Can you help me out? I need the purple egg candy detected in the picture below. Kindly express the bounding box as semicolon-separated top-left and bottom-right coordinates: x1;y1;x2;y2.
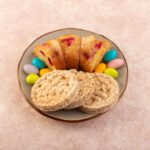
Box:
23;64;39;75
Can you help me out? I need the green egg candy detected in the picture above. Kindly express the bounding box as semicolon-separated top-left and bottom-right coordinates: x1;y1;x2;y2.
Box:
26;74;40;84
104;68;118;78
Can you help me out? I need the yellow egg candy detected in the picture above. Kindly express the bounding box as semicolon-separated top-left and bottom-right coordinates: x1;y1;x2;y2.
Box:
26;74;39;84
94;63;106;73
39;68;51;76
104;68;118;78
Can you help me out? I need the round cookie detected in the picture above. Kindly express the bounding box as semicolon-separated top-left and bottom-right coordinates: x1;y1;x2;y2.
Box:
79;73;119;114
31;70;79;111
66;71;95;109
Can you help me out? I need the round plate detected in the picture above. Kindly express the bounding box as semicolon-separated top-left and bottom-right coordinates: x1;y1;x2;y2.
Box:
17;28;128;122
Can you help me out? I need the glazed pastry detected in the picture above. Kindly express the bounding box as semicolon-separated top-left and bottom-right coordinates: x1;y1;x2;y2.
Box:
80;36;112;72
57;34;81;69
33;40;66;70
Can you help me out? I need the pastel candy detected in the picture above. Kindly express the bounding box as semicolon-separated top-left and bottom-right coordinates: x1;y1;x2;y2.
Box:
104;68;118;78
107;59;124;69
104;49;117;62
32;57;45;69
94;63;106;73
39;68;52;76
23;64;39;75
26;74;40;84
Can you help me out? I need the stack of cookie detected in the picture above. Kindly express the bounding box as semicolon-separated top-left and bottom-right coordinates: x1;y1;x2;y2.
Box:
31;70;119;113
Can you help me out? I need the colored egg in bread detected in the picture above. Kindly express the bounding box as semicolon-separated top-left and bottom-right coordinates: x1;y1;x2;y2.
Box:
32;58;45;69
104;68;118;78
94;63;106;73
107;59;124;69
23;64;39;75
26;74;40;84
104;49;117;62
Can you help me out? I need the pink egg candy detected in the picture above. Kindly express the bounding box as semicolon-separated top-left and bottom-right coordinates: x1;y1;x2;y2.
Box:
107;59;124;69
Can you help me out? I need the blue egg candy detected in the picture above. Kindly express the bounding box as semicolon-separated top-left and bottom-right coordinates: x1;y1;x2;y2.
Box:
104;49;117;62
32;58;45;69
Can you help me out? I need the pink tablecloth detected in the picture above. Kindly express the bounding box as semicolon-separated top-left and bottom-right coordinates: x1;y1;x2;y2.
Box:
0;0;150;149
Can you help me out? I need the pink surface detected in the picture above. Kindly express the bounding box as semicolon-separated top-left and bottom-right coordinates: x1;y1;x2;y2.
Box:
0;0;150;149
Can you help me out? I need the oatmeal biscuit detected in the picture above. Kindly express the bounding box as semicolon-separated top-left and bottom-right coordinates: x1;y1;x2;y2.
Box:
66;71;95;109
79;73;119;113
31;70;79;111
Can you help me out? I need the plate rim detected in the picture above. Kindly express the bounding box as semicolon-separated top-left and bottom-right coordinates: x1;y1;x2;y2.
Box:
17;28;128;122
